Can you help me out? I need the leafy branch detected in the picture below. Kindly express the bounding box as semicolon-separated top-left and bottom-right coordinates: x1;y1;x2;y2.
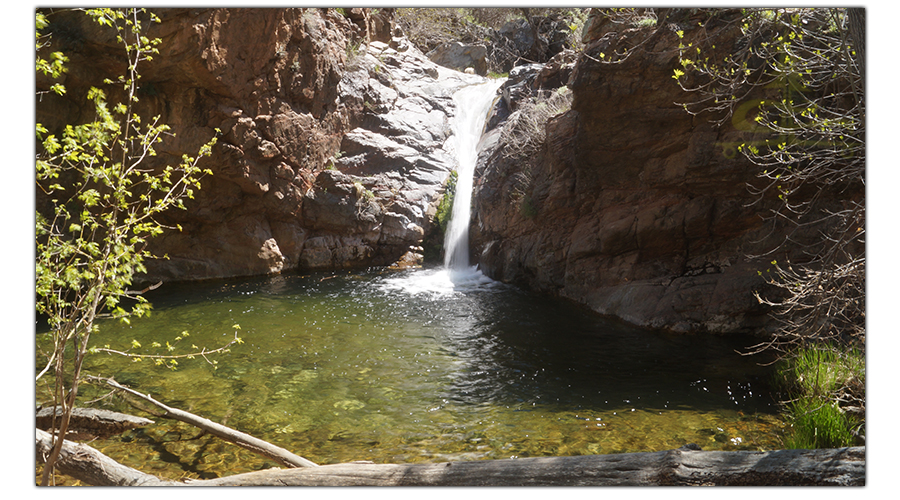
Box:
672;8;865;445
672;8;864;350
90;328;245;370
35;8;223;485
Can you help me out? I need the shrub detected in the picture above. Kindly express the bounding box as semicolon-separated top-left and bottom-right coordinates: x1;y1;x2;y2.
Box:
499;86;572;159
34;8;224;484
395;8;490;53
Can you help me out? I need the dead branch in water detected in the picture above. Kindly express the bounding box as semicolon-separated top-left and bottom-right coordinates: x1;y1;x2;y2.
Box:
87;376;318;469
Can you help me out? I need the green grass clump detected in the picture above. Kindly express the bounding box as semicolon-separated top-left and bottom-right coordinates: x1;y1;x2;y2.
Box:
778;344;864;398
783;397;856;449
435;171;458;234
777;344;864;449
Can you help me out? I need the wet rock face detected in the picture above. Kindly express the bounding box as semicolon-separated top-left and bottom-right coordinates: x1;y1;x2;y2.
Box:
470;17;841;335
37;8;480;281
322;39;486;271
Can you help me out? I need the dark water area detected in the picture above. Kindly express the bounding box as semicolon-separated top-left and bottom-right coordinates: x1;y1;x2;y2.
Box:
35;267;785;481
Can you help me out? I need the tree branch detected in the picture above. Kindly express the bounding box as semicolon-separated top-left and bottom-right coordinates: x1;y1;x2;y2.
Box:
90;376;318;468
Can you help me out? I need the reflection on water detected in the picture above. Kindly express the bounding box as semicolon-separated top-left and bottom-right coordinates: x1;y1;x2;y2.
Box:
35;267;785;482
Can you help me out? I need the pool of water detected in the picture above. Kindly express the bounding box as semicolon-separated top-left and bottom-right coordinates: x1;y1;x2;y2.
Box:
35;266;785;482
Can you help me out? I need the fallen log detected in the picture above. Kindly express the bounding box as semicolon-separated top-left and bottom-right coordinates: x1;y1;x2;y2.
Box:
91;376;318;469
36;406;154;440
36;428;172;486
189;446;867;486
35;429;865;486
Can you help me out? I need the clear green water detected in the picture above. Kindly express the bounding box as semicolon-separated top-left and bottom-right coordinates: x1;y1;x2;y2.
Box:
36;267;785;481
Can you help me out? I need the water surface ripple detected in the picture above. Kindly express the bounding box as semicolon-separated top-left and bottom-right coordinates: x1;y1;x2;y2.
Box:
37;268;785;480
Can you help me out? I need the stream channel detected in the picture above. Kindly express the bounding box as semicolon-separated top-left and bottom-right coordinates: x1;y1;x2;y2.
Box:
35;80;786;481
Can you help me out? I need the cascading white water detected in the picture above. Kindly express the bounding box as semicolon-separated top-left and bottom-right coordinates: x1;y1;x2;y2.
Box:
381;78;505;295
443;79;506;274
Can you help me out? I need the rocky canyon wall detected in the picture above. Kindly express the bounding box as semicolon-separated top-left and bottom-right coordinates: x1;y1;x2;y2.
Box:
36;7;478;281
37;8;860;336
470;10;859;335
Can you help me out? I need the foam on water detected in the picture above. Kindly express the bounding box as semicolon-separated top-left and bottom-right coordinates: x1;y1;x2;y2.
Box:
379;266;501;297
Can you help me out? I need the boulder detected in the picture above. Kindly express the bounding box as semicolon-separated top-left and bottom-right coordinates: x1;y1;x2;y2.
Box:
532;49;577;91
316;39;483;268
488;14;575;73
498;18;536;59
426;42;488;76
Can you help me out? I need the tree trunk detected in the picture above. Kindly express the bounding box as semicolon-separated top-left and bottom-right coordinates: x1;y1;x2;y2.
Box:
847;8;865;86
36;430;865;487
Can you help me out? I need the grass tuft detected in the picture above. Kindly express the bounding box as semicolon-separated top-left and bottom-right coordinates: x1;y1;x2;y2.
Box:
776;344;864;448
783;397;855;449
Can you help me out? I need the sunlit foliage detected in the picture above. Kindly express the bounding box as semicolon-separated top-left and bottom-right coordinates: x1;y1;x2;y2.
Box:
35;8;222;484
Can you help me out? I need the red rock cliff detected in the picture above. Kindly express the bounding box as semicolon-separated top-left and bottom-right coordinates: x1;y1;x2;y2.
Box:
36;8;476;281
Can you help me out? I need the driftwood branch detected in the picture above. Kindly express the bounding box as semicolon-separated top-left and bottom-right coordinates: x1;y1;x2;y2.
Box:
35;430;864;487
36;406;154;440
90;376;318;469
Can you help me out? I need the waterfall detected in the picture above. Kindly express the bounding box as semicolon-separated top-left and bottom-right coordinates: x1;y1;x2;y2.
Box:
443;79;505;274
380;78;504;296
